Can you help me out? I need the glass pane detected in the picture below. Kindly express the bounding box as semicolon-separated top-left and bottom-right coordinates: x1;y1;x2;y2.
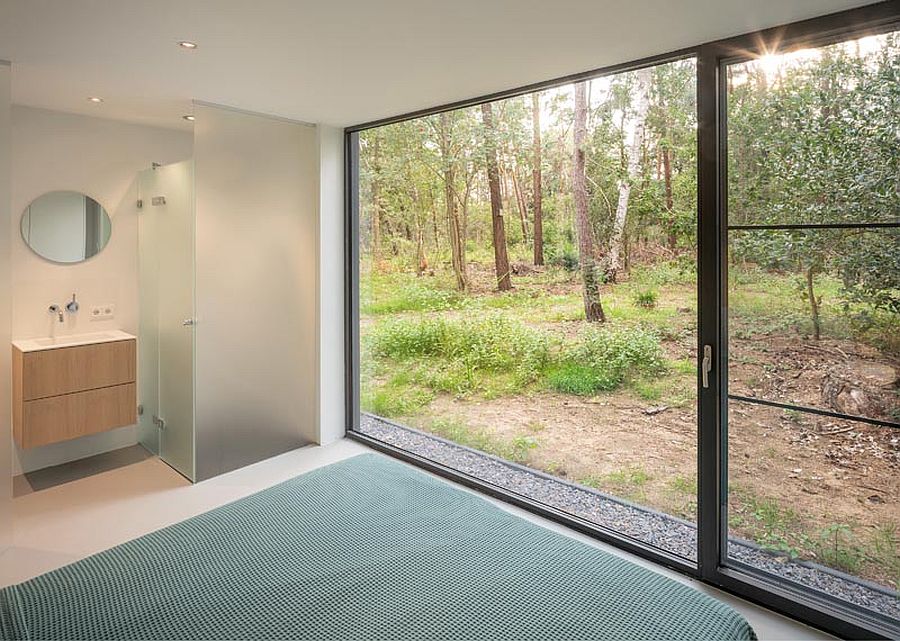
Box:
156;161;195;480
137;161;195;480
727;32;900;226
729;228;899;424
727;401;899;620
725;28;899;624
357;58;698;560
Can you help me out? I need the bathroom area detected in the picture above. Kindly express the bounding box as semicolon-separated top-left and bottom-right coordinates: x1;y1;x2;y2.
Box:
8;100;321;491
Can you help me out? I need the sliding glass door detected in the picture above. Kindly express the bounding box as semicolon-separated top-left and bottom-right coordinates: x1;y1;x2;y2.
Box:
720;28;899;629
353;58;700;564
346;5;899;637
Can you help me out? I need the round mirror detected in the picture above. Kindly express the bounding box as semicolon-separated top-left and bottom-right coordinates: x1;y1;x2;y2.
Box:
21;191;112;263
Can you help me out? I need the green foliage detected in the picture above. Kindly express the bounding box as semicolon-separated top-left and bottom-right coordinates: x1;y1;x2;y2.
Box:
546;326;666;395
425;418;538;464
544;362;607;396
360;372;434;418
816;524;863;574
580;466;653;502
633;289;658;308
361;273;463;315
367;314;551;395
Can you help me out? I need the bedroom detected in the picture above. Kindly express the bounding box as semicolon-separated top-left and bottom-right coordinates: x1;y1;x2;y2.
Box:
0;1;897;639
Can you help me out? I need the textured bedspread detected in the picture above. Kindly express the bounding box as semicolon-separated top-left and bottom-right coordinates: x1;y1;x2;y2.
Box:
0;453;756;640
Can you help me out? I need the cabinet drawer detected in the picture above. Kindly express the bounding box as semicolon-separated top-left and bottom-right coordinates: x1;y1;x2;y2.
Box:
22;340;136;400
22;383;137;448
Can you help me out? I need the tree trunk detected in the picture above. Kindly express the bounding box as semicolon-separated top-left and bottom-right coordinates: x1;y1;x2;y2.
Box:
806;265;821;341
481;102;513;291
663;145;676;251
512;170;529;242
411;185;429;276
607;68;651;282
573;82;606;323
371;136;383;265
439;112;468;291
531;92;544;266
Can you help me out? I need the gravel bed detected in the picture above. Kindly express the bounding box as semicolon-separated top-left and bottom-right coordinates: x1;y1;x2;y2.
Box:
359;413;900;620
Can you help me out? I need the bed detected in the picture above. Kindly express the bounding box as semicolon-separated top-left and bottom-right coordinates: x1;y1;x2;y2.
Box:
0;453;756;640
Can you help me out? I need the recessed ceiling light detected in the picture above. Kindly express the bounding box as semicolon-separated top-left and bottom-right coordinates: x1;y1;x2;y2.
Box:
183;115;195;122
87;96;103;103
177;40;198;50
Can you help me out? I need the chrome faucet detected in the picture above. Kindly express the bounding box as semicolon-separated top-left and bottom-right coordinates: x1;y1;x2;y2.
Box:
49;304;63;323
66;293;79;314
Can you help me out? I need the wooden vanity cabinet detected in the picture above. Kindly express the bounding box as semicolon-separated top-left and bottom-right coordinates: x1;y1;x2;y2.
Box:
12;339;137;448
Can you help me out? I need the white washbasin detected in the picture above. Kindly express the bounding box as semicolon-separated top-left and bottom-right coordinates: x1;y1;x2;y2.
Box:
13;330;136;353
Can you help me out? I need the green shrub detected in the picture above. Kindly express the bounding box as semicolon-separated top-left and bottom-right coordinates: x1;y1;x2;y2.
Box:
550;248;579;272
366;314;551;390
633;289;659;308
544;362;613;395
546;325;665;395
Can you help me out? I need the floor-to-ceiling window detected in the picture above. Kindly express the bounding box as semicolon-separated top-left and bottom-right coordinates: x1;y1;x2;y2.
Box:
354;57;700;563
722;28;899;627
346;6;899;637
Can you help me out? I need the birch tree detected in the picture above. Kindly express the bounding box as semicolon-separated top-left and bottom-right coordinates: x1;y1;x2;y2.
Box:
532;91;545;266
607;67;652;282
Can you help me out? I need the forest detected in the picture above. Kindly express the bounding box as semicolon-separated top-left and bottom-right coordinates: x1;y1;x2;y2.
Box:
358;34;899;595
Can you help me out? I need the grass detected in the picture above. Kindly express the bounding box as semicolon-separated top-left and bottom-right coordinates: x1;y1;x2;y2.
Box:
367;312;668;400
361;271;464;315
580;466;653;502
545;325;667;396
423;417;538;464
360;371;433;418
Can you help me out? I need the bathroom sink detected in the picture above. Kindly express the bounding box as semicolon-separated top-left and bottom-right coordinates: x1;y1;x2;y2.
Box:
13;330;136;353
32;333;117;347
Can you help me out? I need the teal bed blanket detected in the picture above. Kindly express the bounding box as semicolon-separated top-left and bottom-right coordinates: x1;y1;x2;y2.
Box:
0;453;756;640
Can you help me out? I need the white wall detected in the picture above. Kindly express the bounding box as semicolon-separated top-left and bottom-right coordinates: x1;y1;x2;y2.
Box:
193;103;318;481
316;125;344;445
0;61;12;550
10;106;192;474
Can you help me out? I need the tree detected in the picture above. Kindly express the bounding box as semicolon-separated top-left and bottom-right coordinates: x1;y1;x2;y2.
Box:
532;92;545;265
573;81;606;322
436;112;469;291
607;68;651;282
481;102;513;291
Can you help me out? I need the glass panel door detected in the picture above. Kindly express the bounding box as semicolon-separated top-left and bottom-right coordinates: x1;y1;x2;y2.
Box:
137;161;196;480
353;57;700;563
723;32;899;624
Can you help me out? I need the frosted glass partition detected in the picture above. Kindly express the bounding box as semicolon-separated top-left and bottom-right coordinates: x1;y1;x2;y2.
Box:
138;160;195;480
193;103;318;481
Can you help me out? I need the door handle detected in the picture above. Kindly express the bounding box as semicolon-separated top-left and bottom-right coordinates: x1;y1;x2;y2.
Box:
701;344;713;389
182;318;195;326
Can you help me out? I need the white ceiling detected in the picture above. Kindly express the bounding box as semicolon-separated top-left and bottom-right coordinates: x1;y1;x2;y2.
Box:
0;0;882;130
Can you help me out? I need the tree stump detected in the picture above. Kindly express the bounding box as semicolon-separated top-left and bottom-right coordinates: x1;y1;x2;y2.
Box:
821;360;897;419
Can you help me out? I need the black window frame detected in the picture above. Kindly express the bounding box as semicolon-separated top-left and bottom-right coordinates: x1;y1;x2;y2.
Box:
344;3;900;638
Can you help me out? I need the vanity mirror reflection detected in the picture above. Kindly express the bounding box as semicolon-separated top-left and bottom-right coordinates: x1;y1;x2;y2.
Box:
21;191;112;263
